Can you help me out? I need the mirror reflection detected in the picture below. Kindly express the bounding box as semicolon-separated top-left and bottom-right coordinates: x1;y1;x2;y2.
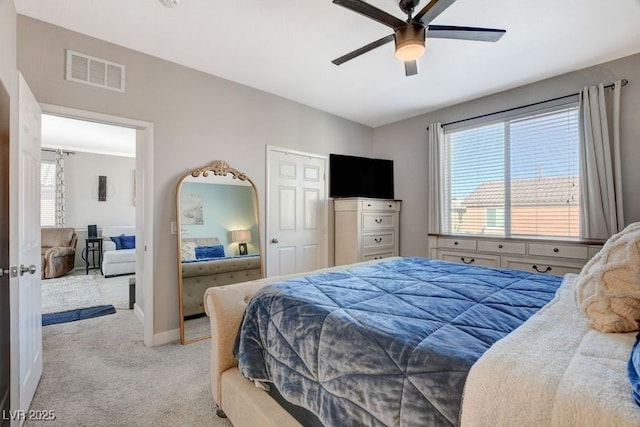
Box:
177;161;262;344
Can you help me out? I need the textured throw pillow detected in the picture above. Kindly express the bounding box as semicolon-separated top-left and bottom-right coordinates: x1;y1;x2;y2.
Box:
195;244;225;259
110;235;124;250
629;333;640;407
575;222;640;333
181;242;197;261
120;235;136;250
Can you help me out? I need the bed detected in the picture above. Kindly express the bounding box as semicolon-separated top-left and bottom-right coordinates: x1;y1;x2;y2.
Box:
204;256;640;426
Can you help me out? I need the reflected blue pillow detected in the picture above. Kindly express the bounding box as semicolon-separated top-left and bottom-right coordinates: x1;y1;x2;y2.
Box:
629;332;640;407
110;235;124;250
195;245;225;259
121;235;136;250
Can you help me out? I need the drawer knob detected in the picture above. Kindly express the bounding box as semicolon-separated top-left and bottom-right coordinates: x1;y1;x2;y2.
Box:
454;241;459;245
374;238;382;243
388;204;392;208
374;218;383;224
367;204;372;207
461;257;475;265
553;248;559;253
532;265;552;273
498;244;503;249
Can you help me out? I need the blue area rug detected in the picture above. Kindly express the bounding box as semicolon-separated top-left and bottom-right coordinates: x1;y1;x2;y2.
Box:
43;305;116;326
41;275;116;326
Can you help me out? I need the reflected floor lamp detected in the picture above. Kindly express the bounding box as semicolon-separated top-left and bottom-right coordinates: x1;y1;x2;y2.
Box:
231;229;251;256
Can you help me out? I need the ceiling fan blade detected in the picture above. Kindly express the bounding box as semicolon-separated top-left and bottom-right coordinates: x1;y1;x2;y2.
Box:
332;34;395;65
427;25;506;42
404;60;418;76
333;0;405;29
415;0;456;26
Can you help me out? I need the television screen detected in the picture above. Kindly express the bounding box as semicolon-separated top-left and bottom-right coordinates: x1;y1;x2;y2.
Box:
329;154;394;199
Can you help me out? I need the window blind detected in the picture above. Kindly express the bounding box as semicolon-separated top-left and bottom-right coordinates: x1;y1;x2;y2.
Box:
442;104;580;239
41;161;56;227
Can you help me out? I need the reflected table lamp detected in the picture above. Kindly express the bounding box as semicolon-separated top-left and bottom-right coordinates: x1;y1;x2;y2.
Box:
231;229;251;256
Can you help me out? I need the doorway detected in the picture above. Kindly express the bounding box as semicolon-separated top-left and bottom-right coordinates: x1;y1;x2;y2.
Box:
0;74;10;423
39;104;154;346
40;114;137;323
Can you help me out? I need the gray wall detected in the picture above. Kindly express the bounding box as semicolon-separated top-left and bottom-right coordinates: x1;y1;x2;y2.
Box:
0;0;16;416
373;53;640;257
17;16;374;336
63;152;136;229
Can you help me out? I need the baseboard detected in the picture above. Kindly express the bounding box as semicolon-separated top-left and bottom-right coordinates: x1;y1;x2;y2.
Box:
153;328;180;346
133;303;144;325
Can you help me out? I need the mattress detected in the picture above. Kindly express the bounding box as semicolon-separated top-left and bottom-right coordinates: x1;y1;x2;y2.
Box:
235;257;563;426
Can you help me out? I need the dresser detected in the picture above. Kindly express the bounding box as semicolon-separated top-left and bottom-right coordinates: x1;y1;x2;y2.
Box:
428;234;604;276
334;198;401;266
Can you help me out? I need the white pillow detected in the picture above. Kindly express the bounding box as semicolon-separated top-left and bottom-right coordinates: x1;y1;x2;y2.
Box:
575;222;640;333
181;241;197;261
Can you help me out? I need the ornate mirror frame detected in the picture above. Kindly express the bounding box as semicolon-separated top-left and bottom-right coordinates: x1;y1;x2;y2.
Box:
176;160;263;344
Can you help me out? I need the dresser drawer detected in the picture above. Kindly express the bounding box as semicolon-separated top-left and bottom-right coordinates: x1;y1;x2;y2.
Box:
437;237;476;251
502;257;583;276
477;240;526;255
362;213;395;230
528;243;588;260
439;251;499;268
588;245;603;259
361;200;399;211
362;232;394;250
362;251;395;261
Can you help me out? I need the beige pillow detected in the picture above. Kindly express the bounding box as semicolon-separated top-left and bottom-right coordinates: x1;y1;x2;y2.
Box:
575;222;640;333
181;241;197;261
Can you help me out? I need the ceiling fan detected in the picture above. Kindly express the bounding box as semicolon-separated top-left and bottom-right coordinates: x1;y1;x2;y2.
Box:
332;0;506;76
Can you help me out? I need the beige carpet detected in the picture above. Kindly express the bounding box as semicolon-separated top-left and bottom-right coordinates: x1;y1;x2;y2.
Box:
26;289;232;426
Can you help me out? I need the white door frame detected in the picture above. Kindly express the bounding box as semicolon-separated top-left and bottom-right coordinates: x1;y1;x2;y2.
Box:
265;145;328;277
39;104;155;346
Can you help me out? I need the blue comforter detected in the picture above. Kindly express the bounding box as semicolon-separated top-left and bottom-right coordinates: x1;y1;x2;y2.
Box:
235;257;562;426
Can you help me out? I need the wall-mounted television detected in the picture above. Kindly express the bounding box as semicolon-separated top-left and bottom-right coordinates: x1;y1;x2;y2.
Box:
329;154;394;199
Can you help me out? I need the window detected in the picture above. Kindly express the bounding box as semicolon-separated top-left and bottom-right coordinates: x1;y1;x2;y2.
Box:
41;161;56;226
442;103;580;239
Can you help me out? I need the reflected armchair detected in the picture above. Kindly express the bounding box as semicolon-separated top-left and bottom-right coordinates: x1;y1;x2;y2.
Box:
41;228;77;279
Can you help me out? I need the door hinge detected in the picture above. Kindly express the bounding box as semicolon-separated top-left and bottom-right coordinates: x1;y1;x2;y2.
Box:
0;266;18;278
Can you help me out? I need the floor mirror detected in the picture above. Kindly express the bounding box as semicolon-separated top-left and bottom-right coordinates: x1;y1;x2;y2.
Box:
176;160;262;344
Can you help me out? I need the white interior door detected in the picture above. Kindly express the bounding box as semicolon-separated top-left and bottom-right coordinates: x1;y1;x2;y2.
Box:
9;72;42;425
266;147;327;277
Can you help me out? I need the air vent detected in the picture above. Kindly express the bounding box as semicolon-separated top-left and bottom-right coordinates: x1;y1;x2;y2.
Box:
65;50;125;92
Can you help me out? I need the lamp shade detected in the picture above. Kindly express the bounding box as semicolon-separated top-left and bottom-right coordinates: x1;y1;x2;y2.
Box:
394;24;426;61
231;229;251;243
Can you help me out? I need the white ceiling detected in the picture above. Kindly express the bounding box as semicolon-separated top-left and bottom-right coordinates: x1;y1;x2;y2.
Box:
41;114;136;157
15;0;640;127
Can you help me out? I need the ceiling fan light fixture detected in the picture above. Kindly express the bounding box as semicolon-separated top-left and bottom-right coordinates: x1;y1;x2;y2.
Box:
394;24;426;62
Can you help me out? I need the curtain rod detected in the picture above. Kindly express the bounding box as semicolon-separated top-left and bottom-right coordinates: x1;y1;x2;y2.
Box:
427;78;628;130
42;148;75;155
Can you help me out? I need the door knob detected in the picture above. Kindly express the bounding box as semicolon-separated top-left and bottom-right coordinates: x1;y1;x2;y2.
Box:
271;238;279;244
20;264;37;276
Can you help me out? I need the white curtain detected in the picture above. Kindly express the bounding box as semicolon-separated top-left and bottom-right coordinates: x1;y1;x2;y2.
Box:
579;81;623;240
55;149;66;227
428;123;445;234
